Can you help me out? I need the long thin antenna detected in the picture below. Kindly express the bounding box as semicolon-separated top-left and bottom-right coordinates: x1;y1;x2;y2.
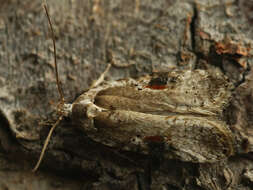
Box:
32;115;63;172
32;2;65;172
43;3;64;103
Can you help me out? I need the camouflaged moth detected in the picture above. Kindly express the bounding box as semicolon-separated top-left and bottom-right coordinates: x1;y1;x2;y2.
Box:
33;3;235;171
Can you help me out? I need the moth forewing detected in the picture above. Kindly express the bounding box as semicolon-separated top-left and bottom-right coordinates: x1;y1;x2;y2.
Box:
67;69;235;163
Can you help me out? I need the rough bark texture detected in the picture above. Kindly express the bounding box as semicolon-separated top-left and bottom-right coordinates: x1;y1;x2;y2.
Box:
1;0;253;189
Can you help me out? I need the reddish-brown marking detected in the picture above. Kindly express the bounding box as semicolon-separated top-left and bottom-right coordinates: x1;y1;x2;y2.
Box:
144;136;164;143
145;85;167;90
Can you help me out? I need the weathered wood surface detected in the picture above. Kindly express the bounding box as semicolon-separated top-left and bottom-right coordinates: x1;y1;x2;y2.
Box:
1;0;253;189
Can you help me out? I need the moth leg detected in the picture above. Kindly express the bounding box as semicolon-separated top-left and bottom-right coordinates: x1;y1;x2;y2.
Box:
90;63;111;88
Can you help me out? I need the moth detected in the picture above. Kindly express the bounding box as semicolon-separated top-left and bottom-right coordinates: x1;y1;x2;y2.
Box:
33;3;235;171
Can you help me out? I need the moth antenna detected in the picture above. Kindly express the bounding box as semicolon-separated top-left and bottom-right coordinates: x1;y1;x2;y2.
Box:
32;115;63;172
43;2;64;103
32;2;64;172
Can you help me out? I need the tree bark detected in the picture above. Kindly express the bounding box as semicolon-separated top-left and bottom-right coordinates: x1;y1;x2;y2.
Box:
1;0;253;189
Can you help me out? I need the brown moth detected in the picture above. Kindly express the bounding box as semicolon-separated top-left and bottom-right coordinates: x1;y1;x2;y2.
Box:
33;3;235;171
65;69;234;163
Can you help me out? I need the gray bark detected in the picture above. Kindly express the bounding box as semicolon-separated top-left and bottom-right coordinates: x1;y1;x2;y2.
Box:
1;0;253;189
